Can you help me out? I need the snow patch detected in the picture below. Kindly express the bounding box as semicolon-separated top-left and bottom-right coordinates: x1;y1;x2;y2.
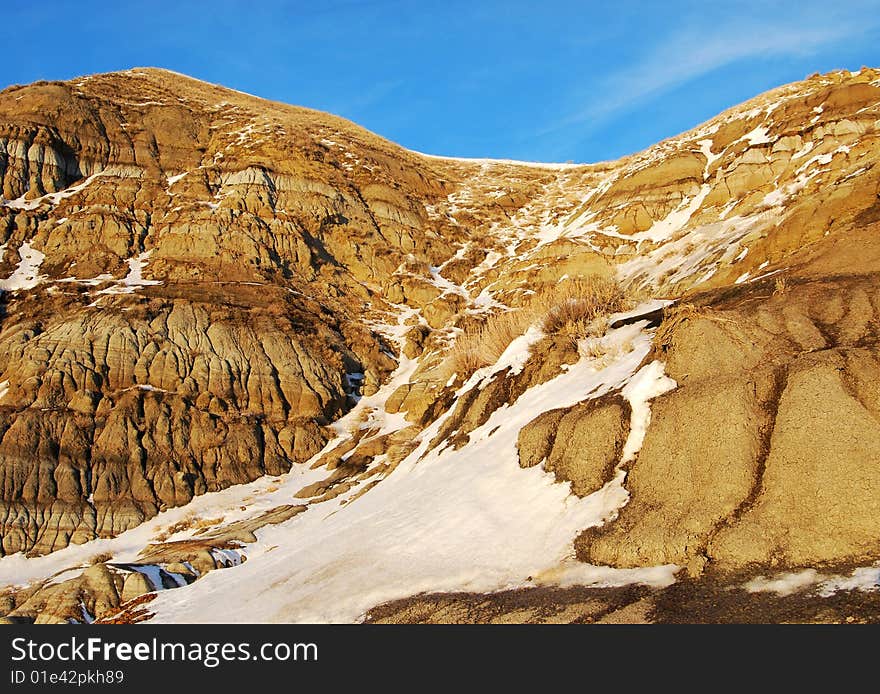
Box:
818;565;880;596
745;569;822;596
696;266;718;284
619;360;677;465
0;242;47;291
745;564;880;598
639;185;711;244
741;125;773;146
542;561;677;589
463;324;544;389
791;141;815;161
146;322;676;623
58;273;115;287
762;188;788;207
413;151;582;170
2;172;107;211
96;251;163;296
697;138;721;168
618;208;779;289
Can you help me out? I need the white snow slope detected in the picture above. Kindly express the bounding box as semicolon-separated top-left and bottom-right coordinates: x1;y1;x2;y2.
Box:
144;320;677;623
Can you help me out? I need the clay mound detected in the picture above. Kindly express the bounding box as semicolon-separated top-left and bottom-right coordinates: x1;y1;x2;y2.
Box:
575;272;880;573
3;66;880;624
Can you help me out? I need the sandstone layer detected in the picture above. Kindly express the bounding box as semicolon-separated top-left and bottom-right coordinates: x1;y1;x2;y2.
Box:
2;67;880;623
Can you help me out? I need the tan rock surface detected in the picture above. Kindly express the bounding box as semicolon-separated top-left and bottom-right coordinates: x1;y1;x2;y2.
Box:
577;276;880;571
518;398;629;497
3;67;880;624
709;353;880;566
577;377;770;567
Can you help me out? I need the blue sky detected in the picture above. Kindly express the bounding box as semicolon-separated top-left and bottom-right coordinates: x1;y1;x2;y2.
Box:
5;1;880;162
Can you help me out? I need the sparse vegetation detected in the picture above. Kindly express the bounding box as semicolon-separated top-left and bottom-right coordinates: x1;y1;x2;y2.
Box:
442;276;638;379
445;309;534;377
536;277;628;339
576;335;635;368
577;337;609;361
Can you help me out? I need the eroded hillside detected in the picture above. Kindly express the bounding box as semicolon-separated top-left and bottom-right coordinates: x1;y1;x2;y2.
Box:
1;67;880;623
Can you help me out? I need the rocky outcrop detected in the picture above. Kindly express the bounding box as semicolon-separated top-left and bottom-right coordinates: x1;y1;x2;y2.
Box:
575;276;880;573
0;69;461;555
0;289;360;555
0;503;304;623
518;397;629;497
2;64;880;624
709;351;880;567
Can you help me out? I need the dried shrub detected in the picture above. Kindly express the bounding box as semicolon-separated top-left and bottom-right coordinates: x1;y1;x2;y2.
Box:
153;514;223;542
534;276;628;340
442;275;636;379
444;309;534;377
576;336;634;368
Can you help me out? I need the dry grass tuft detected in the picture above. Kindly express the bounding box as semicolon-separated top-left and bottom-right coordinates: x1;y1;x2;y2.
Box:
444;309;534;378
576;336;635;369
154;515;224;542
578;338;609;361
535;277;628;339
441;275;636;379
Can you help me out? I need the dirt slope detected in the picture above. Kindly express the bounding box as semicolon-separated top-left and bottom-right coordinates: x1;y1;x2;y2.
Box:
2;67;880;623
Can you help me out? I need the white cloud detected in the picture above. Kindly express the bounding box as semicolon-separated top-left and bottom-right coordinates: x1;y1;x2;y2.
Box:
541;13;871;136
324;79;404;117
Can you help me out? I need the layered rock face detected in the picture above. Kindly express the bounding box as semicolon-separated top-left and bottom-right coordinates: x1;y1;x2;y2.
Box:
0;68;465;554
574;275;880;571
2;67;880;624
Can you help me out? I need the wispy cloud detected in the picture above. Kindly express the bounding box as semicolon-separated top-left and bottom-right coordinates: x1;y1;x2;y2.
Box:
323;79;404;117
540;13;872;137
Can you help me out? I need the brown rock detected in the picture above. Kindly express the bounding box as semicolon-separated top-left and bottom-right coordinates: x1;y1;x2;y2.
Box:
709;354;880;567
577;378;769;567
544;399;629;497
121;571;155;602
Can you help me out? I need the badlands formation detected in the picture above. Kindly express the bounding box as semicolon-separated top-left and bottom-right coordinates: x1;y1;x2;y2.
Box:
1;67;880;622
